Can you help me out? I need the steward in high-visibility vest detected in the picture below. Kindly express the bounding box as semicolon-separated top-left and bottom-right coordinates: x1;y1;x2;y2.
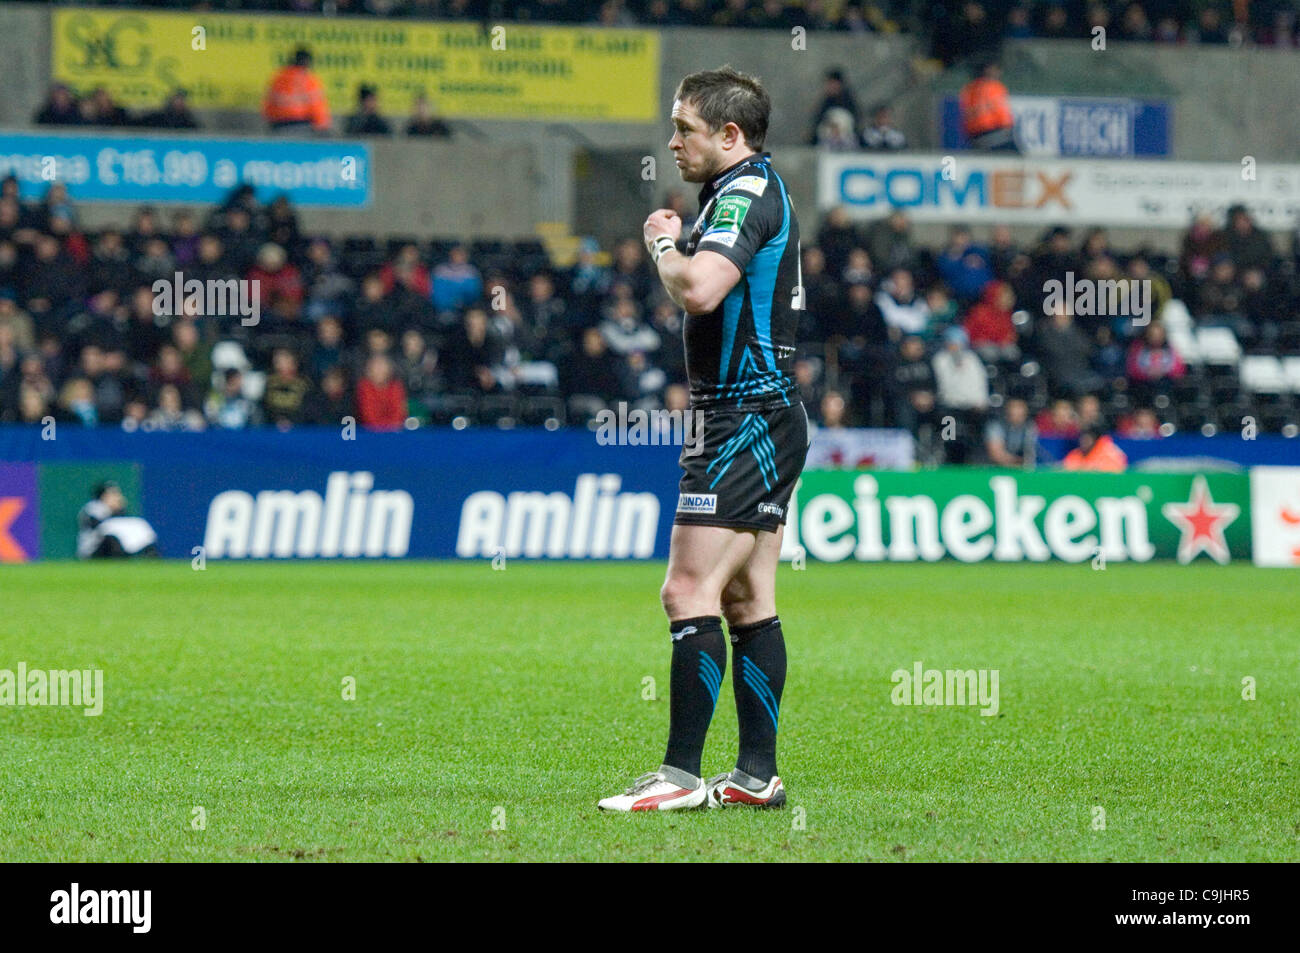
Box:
959;60;1017;152
1063;430;1128;472
263;48;331;132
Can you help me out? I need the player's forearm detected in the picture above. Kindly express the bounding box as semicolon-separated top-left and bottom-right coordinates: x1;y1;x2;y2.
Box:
654;246;693;311
654;243;724;314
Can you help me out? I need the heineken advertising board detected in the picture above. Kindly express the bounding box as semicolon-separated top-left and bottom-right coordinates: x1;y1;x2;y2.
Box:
780;470;1251;565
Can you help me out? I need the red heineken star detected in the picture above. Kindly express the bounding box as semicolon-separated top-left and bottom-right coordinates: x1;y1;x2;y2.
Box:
1161;475;1239;565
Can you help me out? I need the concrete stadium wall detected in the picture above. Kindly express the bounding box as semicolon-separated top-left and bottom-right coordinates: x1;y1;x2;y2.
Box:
0;4;51;128
65;136;556;240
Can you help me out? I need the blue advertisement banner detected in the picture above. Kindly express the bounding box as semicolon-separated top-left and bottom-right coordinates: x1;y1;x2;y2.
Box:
0;427;683;560
940;95;1170;158
0;131;371;207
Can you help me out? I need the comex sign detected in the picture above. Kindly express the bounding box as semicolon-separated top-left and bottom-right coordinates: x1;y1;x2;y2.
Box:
823;154;1300;228
836;160;1074;217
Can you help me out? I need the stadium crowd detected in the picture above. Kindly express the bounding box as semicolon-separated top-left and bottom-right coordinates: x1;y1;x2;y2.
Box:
1;176;1297;464
33;76;455;141
62;0;1300;50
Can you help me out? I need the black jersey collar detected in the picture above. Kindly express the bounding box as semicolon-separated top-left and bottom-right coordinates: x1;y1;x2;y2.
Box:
699;151;770;203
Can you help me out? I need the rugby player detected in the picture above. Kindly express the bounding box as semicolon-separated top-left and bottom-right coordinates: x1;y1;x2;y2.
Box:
599;67;809;812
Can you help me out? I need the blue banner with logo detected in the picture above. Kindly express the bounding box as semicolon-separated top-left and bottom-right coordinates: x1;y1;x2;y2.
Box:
940;95;1170;158
0;427;681;560
0;131;371;207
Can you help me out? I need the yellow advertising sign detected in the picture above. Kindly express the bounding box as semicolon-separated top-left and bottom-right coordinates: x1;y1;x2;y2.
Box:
52;9;660;122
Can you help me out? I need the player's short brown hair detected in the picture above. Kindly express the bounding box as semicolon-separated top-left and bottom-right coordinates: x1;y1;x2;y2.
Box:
674;66;770;152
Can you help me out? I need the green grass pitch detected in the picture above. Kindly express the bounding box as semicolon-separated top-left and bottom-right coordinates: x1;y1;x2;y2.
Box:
1;560;1295;862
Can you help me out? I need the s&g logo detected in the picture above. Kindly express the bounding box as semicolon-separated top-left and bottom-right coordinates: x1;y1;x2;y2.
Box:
62;13;152;73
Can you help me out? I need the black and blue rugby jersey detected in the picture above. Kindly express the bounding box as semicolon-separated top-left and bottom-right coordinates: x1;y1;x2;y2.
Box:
682;151;803;410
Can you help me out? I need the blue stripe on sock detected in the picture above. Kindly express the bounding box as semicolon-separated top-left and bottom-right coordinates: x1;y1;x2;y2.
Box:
699;651;722;705
741;656;779;731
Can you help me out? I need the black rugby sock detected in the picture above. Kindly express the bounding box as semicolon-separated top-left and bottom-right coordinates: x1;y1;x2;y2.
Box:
661;616;726;779
729;616;786;784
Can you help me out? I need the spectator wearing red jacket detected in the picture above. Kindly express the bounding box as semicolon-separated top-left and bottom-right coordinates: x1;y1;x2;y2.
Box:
1126;322;1185;406
963;279;1019;362
1036;398;1080;440
379;243;431;298
1117;407;1162;439
248;243;304;309
49;210;90;266
356;354;407;431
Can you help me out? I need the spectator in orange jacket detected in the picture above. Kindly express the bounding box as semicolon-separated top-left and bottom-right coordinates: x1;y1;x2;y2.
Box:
1063;428;1127;472
356;354;407;431
263;47;331;134
959;60;1018;152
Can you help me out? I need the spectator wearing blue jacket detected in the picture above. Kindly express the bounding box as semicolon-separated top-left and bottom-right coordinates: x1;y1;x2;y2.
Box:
936;225;994;305
567;237;612;325
431;244;483;314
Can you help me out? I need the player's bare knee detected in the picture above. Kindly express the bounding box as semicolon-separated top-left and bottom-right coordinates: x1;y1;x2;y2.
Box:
659;574;693;616
661;573;714;619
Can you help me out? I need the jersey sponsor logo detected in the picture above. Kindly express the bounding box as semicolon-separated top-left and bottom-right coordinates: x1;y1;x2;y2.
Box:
699;228;738;248
757;502;785;518
720;174;768;197
677;492;718;514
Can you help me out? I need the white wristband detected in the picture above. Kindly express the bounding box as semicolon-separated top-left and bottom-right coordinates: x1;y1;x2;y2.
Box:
649;235;676;263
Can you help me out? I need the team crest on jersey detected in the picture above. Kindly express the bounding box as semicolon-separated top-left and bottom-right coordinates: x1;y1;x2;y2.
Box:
720;174;768;197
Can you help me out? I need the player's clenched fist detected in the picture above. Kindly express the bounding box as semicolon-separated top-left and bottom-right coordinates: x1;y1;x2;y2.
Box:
643;209;682;262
